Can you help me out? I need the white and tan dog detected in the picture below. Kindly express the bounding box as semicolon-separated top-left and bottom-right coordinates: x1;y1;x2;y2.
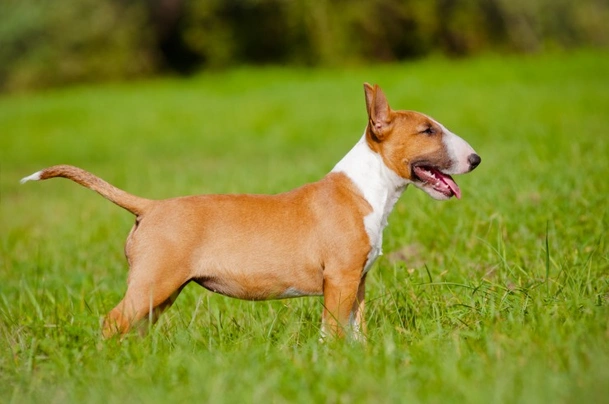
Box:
21;84;480;339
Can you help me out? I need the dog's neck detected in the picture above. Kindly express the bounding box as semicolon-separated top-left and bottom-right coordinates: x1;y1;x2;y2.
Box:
331;133;409;272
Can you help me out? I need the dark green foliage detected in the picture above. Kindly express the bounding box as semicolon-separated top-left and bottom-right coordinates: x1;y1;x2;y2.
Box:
1;0;608;90
0;0;154;91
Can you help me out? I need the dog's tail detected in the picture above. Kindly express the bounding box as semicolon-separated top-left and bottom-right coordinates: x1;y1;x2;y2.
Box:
20;165;152;216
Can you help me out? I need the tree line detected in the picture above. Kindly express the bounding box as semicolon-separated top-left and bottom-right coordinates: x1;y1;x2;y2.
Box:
1;0;607;91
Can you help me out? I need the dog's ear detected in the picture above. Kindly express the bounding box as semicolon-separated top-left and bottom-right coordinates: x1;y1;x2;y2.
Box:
363;83;391;141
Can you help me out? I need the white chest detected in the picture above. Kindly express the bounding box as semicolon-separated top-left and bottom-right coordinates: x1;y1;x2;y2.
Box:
331;135;408;276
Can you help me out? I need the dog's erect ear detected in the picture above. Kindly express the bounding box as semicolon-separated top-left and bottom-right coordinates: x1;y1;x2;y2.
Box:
363;83;391;141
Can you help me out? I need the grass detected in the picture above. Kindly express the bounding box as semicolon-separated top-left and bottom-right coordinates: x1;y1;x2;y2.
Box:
1;50;608;403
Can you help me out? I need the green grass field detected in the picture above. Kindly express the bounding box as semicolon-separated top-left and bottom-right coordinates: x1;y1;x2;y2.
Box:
1;50;608;403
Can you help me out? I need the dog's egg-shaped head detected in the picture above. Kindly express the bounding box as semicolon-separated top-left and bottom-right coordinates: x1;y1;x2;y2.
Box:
363;83;481;200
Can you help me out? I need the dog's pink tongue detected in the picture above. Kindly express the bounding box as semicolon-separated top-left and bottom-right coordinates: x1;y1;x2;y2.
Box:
445;176;461;199
438;172;461;199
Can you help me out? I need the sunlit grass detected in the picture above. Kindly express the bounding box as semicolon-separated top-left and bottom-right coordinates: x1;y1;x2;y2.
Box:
1;50;608;403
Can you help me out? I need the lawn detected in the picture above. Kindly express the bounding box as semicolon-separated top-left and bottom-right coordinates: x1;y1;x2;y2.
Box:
1;50;608;403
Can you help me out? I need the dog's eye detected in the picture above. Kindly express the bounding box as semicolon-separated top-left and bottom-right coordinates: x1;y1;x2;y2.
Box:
420;127;435;135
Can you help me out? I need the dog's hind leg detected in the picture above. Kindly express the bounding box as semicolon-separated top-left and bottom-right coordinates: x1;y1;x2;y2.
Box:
102;262;188;338
134;284;188;337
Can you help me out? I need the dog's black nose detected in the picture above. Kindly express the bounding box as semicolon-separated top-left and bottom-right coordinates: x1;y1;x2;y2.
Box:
468;153;481;170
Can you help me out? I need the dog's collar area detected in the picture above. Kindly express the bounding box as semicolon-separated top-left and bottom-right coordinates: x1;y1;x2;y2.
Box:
412;165;461;199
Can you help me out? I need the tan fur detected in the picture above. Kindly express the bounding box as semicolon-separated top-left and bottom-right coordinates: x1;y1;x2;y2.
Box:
110;171;372;337
39;165;152;216
365;110;453;180
24;84;478;339
33;165;372;337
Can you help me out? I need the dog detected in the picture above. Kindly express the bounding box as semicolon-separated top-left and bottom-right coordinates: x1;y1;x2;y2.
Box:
21;83;480;339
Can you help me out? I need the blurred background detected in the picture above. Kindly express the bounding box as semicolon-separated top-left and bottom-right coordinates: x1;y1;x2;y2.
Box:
1;0;608;92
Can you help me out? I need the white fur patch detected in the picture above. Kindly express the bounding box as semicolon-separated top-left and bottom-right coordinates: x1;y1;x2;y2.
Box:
20;171;42;184
436;121;476;174
332;134;408;275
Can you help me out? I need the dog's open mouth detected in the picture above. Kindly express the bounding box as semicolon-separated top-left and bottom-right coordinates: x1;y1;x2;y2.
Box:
412;165;461;199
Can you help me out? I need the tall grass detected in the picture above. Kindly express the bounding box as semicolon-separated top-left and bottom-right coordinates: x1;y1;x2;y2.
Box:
1;50;608;403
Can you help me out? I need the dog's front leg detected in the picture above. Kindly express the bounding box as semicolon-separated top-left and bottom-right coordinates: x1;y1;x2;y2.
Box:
349;274;367;342
321;272;363;340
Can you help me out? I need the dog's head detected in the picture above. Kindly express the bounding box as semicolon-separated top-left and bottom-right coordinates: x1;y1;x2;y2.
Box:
364;83;480;200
